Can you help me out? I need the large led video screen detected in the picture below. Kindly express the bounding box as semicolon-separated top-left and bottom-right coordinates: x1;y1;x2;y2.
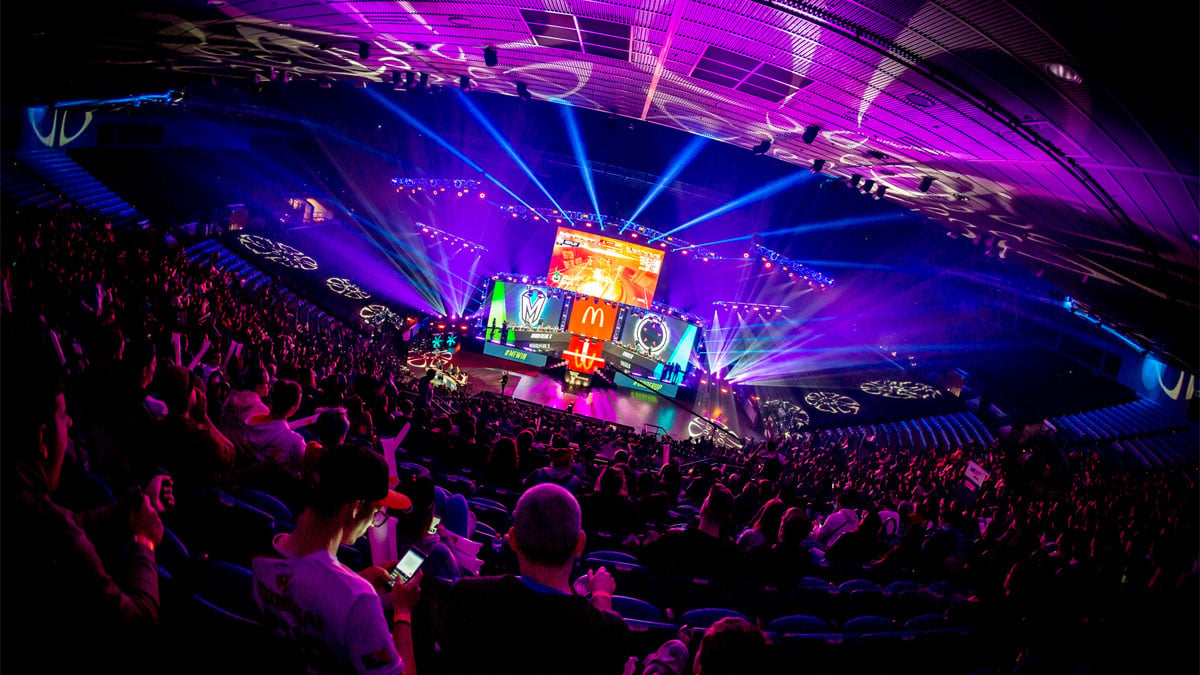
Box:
546;227;665;309
615;309;699;376
485;281;565;332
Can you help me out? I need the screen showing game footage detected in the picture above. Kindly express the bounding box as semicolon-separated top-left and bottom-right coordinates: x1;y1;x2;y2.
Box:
485;281;565;333
614;309;699;376
546;227;665;309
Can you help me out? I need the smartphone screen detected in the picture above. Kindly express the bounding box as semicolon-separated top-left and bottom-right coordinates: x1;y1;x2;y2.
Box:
391;549;425;584
428;515;441;535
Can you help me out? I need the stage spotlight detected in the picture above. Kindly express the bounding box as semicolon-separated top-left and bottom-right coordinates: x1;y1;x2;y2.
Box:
484;46;499;67
810;159;826;173
802;124;820;144
459;75;471;91
848;174;861;188
861;179;875;193
517;82;532;100
918;176;935;192
358;41;370;60
875;185;887;199
750;139;771;155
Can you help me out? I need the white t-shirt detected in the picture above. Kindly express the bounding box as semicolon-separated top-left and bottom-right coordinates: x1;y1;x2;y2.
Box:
253;535;403;674
815;508;860;548
243;416;307;474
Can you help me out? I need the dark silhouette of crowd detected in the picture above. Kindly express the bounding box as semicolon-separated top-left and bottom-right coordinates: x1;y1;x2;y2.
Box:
2;212;1196;675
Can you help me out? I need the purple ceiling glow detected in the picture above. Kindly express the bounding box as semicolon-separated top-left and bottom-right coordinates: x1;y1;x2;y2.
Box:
19;0;1196;369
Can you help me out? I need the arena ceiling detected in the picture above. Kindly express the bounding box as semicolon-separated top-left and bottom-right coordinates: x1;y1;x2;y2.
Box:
5;0;1198;368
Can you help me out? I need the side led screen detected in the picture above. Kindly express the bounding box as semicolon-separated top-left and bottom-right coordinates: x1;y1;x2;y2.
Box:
546;227;665;309
566;298;618;341
615;309;699;376
485;281;565;332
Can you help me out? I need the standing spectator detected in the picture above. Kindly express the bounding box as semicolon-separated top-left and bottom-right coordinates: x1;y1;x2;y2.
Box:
417;368;436;409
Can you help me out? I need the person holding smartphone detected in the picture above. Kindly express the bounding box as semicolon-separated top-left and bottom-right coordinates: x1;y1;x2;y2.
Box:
252;444;420;674
4;323;174;671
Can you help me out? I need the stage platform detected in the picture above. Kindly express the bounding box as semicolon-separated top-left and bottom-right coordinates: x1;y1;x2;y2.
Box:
410;348;757;444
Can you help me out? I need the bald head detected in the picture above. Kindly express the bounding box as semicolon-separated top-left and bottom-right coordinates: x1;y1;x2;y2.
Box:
512;484;582;566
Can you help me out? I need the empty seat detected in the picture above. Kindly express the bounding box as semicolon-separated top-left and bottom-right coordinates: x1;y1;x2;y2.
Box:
767;614;833;635
840;615;895;634
678;607;749;631
611;595;666;622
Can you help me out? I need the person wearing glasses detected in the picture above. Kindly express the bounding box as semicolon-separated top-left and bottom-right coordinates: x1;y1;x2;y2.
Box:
253;444;421;674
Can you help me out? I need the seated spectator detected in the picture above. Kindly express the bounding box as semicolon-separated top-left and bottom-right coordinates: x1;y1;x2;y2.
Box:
692;617;772;675
243;379;307;477
300;408;350;484
137;364;235;497
219;365;270;454
632;471;670;527
434;484;631;675
483;435;522;492
252;444;421;674
4;331;171;669
579;465;638;539
824;509;886;566
736;498;786;553
814;490;860;550
746;506;818;586
731;481;761;530
524;436;584;494
641;484;739;581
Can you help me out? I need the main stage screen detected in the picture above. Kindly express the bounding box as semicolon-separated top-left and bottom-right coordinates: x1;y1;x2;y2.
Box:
546;227;665;309
615;309;699;375
485;281;565;330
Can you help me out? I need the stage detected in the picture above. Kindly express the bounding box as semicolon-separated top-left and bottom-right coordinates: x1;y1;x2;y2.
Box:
411;347;757;445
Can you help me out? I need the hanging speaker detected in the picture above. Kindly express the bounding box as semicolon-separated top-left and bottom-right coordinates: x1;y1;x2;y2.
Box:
801;125;820;144
483;47;499;67
918;176;935;192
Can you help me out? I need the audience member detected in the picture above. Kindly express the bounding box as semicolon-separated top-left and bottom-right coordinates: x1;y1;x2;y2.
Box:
434;484;631;675
252;444;421;674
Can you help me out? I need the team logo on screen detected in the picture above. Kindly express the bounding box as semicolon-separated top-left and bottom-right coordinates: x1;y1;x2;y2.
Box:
634;314;670;356
580;305;607;328
519;288;548;327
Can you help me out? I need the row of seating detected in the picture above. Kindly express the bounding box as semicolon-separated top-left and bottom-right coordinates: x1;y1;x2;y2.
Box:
809;412;995;453
1050;398;1193;444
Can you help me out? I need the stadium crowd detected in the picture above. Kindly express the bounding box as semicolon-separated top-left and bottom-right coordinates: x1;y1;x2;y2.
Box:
2;213;1196;675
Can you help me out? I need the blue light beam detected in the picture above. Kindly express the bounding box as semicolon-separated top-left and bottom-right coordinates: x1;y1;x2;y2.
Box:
651;170;813;242
627;135;708;226
455;90;575;226
559;105;604;228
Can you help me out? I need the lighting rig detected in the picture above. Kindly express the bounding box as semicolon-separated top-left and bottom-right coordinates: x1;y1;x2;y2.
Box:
712;301;790;314
416;223;487;253
748;244;836;287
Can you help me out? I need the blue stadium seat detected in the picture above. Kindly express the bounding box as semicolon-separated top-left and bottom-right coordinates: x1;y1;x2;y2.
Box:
767;614;833;635
841;615;895;634
678;607;749;631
